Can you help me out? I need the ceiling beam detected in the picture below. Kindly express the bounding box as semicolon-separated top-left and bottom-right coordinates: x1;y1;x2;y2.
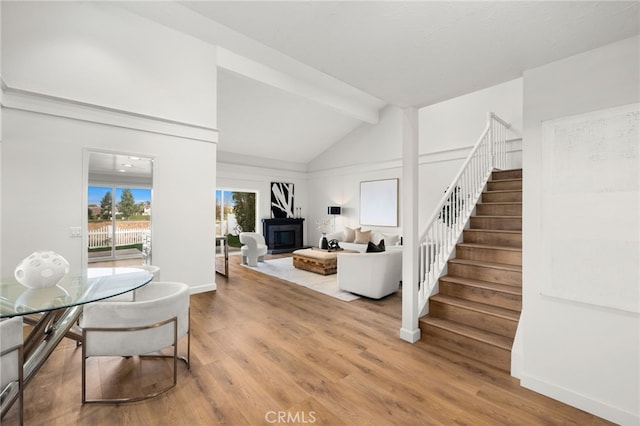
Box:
117;2;382;124
217;47;379;124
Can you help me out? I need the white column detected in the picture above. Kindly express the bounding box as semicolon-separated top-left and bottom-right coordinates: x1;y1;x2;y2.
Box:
400;107;420;343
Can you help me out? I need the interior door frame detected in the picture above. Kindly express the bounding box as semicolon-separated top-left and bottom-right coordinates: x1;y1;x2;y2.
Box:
82;148;156;269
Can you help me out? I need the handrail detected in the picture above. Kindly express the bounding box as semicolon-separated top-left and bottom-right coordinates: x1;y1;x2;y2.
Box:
419;122;491;240
417;112;510;315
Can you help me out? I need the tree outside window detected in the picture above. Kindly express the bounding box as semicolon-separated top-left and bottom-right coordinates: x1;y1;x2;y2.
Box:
216;190;257;247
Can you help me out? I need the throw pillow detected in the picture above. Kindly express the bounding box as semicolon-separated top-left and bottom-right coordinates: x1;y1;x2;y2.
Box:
383;233;400;246
354;229;372;244
366;239;386;253
343;226;360;243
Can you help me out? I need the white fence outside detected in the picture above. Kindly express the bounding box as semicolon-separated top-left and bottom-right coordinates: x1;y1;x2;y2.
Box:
88;225;150;249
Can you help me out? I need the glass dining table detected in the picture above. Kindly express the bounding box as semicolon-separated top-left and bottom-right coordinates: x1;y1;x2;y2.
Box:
0;267;153;417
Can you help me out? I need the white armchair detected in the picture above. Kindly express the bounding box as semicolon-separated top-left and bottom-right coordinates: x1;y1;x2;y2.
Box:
79;281;190;403
337;250;402;299
1;317;23;425
240;232;268;267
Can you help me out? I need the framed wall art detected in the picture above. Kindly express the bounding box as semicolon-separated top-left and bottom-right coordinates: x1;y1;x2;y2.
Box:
270;182;294;218
360;178;398;227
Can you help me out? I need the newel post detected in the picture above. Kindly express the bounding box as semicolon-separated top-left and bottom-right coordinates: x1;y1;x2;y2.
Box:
400;107;420;343
488;112;495;169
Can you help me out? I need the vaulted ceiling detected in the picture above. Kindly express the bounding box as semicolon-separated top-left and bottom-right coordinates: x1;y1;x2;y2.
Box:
124;1;640;164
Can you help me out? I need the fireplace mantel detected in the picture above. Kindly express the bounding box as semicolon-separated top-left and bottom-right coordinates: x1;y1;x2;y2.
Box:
262;218;304;254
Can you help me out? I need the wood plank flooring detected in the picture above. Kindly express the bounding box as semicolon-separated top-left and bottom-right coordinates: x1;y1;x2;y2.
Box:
3;254;612;425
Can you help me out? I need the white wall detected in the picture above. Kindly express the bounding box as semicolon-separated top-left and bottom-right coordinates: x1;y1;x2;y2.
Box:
1;2;218;292
418;78;523;218
2;1;217;128
307;105;404;243
420;78;523;152
0;1;3;278
521;36;639;425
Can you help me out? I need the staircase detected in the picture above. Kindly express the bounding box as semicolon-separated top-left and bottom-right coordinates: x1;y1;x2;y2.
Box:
419;168;522;373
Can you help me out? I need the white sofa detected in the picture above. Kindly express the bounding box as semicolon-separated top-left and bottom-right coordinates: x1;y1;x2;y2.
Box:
337;250;402;299
239;232;268;267
325;227;401;253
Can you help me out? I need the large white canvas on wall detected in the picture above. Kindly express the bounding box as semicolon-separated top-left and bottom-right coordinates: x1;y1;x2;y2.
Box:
541;103;639;313
360;179;398;227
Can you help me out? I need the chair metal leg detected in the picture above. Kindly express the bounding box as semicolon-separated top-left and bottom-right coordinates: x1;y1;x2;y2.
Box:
82;317;179;404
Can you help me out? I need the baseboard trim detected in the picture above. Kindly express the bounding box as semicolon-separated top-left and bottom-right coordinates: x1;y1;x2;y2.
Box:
189;283;217;294
520;373;638;425
399;327;421;343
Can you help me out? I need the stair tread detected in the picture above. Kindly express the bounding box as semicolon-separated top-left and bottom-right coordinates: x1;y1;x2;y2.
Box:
420;316;514;350
489;177;522;183
483;189;522;194
464;229;521;234
477;202;522;205
472;215;522;219
457;243;522;252
493;168;522;173
449;258;522;272
440;275;522;295
431;294;520;320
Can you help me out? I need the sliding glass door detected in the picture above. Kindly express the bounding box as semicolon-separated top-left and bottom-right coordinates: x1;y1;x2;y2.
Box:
216;189;257;249
88;185;152;264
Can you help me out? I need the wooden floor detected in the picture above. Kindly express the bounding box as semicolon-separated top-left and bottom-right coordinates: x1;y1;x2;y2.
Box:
4;254;612;425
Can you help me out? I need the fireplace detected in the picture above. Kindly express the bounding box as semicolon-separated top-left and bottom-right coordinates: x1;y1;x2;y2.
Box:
262;218;304;253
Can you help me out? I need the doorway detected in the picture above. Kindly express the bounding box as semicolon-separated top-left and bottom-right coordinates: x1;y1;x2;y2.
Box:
86;151;154;268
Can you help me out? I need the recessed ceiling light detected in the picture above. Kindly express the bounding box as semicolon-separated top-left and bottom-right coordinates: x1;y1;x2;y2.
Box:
118;169;126;173
123;164;133;168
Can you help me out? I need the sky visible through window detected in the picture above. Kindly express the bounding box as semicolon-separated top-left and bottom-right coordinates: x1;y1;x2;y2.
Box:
216;190;235;207
88;186;151;205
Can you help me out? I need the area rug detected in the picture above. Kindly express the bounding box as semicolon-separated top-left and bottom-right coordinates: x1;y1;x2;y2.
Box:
242;257;359;302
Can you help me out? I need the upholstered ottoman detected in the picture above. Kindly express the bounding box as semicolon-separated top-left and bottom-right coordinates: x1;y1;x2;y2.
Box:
292;248;357;275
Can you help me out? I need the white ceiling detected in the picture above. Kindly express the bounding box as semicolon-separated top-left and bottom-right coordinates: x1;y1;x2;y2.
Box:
88;152;153;181
132;1;640;164
183;1;638;107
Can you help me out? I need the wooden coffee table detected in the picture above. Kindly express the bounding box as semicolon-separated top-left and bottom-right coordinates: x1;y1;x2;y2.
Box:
292;248;358;275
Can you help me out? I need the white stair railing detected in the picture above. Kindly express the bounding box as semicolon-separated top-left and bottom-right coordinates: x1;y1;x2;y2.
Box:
417;113;510;315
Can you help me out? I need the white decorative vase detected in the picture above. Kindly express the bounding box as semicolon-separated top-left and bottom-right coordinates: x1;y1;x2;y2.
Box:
14;251;70;289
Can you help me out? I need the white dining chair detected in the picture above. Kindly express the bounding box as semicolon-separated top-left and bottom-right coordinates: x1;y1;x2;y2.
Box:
133;264;161;281
1;317;24;425
102;265;160;302
79;281;190;403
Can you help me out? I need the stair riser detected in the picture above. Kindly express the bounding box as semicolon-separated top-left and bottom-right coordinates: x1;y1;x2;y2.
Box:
420;323;511;372
487;180;522;191
448;263;522;286
482;191;522;203
429;301;518;338
476;203;522;216
456;246;521;266
492;169;522;180
462;230;522;248
470;217;522;231
440;280;522;311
